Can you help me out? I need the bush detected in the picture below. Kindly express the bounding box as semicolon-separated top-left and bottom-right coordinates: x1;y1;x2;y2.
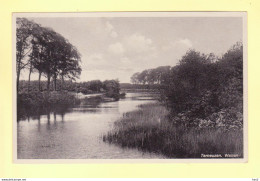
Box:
17;91;80;120
103;80;120;100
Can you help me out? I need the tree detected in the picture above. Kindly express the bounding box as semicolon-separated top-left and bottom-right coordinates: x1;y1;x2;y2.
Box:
16;18;38;91
29;26;55;91
162;50;214;114
30;30;46;91
30;26;81;91
137;70;149;85
103;80;120;100
131;66;171;86
88;80;103;92
153;66;171;85
178;50;211;91
27;57;35;92
217;42;243;111
130;72;140;85
59;42;82;90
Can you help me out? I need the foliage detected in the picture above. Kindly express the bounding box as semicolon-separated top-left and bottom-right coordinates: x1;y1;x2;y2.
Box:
16;18;81;92
129;42;243;131
103;80;120;100
162;43;243;130
19;79;121;96
130;66;171;85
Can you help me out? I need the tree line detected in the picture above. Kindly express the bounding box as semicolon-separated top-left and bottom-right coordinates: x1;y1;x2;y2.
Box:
19;79;121;97
130;66;171;85
16;18;81;92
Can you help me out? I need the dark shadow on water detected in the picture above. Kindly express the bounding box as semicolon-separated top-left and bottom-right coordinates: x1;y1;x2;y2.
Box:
17;105;71;122
37;115;41;131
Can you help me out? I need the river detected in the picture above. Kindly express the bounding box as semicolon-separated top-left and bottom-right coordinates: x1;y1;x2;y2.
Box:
17;92;165;159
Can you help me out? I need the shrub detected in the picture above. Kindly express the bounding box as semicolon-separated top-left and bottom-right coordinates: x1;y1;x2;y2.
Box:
17;91;80;120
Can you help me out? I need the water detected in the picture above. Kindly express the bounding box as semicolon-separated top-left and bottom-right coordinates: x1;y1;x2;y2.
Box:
17;92;165;159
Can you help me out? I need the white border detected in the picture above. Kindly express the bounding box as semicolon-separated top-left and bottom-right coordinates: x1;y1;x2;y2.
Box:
12;12;248;163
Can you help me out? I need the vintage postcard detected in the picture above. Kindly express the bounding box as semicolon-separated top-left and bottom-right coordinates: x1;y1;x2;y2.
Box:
13;12;247;163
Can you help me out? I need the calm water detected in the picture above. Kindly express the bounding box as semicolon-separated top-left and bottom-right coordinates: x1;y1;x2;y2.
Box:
17;92;165;159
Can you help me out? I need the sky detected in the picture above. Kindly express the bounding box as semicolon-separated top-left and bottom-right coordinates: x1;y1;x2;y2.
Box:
19;16;243;83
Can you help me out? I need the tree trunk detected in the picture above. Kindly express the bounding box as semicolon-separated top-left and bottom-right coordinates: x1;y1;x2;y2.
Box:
54;112;56;122
38;72;42;91
17;57;22;92
47;73;51;92
47;112;50;124
17;69;21;92
28;64;32;92
61;75;64;90
54;74;57;91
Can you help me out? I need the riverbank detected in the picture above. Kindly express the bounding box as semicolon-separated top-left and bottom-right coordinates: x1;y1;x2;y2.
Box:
103;103;243;158
17;91;81;120
17;90;126;120
79;92;126;106
17;92;163;159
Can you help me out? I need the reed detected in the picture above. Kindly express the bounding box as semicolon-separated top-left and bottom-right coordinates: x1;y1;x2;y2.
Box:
103;103;243;158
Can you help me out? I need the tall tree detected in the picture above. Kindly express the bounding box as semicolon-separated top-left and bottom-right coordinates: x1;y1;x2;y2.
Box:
138;70;149;85
17;18;82;92
130;72;140;85
59;42;81;90
30;26;81;91
30;35;45;91
16;18;38;91
30;26;53;91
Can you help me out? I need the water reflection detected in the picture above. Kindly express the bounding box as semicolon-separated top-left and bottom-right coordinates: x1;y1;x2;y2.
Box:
18;105;71;122
18;92;159;122
17;93;165;159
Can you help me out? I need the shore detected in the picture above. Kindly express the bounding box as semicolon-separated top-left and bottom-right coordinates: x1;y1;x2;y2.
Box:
103;102;243;158
17;90;126;120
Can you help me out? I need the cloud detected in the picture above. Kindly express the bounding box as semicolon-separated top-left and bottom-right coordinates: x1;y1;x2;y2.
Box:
84;52;127;72
83;37;193;82
124;33;155;53
163;38;192;51
175;38;192;48
121;56;130;63
84;37;193;80
82;53;108;70
106;21;118;38
84;53;104;65
88;53;103;60
108;42;125;55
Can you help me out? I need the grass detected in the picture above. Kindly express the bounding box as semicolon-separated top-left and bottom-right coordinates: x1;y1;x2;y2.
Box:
103;103;243;158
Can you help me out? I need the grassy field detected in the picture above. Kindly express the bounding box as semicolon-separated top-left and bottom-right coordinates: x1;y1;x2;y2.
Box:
103;103;243;158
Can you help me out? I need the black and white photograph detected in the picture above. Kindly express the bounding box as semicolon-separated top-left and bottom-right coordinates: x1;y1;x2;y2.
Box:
13;12;247;161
